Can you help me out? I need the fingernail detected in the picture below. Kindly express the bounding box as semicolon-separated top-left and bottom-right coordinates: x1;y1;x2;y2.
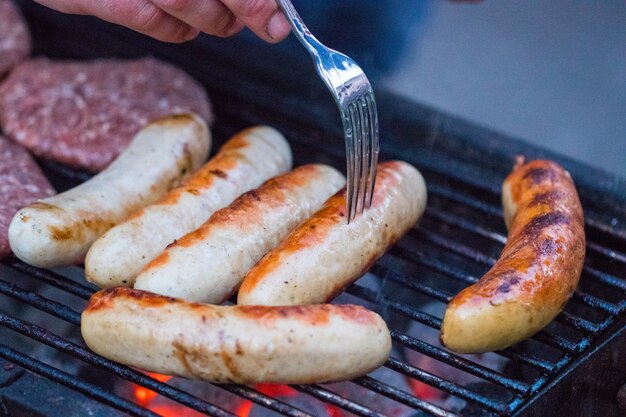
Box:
267;11;290;41
226;19;245;36
184;27;200;41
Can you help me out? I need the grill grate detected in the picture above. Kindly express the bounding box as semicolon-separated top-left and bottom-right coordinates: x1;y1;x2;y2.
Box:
1;3;625;416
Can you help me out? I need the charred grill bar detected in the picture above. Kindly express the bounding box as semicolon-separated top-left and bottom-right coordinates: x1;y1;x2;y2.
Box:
1;2;625;416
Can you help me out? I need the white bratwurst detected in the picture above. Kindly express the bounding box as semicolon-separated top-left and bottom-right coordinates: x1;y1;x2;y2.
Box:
81;287;391;384
8;114;210;268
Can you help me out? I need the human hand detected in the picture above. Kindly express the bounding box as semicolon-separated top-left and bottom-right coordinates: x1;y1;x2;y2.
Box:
35;0;291;43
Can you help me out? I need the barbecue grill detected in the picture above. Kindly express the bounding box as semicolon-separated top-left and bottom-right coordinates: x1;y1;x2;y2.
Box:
1;2;625;416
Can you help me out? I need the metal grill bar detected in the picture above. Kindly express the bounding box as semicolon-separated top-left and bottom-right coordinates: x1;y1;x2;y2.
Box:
584;218;626;242
388;243;478;284
558;311;600;333
583;266;626;292
495;348;553;373
428;185;503;218
571;291;622;315
37;158;92;183
347;284;442;329
520;354;575;398
378;268;454;303
219;385;313;417
0;278;82;324
4;259;93;300
416;229;497;266
385;357;507;414
373;262;455;302
390;330;529;394
290;385;386;417
425;208;507;244
530;332;579;354
0;345;160;417
352;376;459;417
586;241;626;264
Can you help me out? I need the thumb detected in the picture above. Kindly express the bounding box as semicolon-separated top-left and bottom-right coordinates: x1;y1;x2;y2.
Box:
221;0;290;43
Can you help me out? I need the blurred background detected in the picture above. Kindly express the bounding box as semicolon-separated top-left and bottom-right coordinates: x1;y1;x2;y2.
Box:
272;0;626;177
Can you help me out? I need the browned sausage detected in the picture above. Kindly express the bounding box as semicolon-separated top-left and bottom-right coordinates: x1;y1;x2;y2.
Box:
238;161;427;306
81;288;391;384
440;158;585;353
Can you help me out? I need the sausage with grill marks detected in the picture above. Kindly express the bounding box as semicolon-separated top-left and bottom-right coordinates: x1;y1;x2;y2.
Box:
440;158;585;353
85;126;292;288
81;288;391;384
238;160;427;306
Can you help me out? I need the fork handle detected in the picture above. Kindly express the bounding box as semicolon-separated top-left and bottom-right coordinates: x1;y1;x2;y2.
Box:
276;0;323;55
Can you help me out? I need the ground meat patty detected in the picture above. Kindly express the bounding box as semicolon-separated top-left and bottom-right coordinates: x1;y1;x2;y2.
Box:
0;136;55;258
0;0;31;77
0;57;212;172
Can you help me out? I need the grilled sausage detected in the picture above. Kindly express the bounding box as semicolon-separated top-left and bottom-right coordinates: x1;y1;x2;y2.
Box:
8;114;210;268
238;161;427;306
81;288;391;384
440;159;585;353
134;164;345;303
85;126;292;288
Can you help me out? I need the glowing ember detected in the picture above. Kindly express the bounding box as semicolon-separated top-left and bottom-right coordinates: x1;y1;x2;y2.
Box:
235;400;253;417
409;379;442;401
254;384;298;397
133;372;173;405
150;404;205;417
325;404;345;417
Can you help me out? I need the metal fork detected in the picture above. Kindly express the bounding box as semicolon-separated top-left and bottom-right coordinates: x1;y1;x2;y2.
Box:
277;0;379;223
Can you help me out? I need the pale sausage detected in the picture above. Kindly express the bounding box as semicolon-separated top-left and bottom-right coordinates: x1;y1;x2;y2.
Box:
81;287;391;384
8;114;210;268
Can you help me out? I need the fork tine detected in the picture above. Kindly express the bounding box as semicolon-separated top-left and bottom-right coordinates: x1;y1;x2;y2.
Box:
343;109;355;222
357;97;370;214
365;93;379;208
348;102;362;223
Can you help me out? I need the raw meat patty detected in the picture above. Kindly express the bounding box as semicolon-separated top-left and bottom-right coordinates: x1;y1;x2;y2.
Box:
0;0;31;77
0;136;55;258
0;57;212;172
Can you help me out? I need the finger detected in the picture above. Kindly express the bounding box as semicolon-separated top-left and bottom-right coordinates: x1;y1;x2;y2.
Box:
35;0;198;43
221;0;290;43
150;0;245;38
